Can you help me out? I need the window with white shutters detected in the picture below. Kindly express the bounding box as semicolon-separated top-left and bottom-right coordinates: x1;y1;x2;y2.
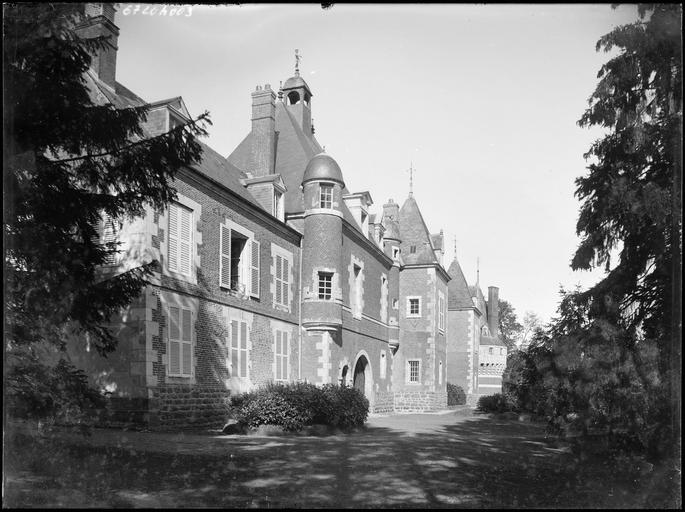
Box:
220;222;259;298
230;319;249;378
168;305;192;377
274;254;289;308
168;203;193;276
274;330;289;381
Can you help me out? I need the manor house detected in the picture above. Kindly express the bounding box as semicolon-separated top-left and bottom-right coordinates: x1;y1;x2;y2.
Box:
70;4;504;428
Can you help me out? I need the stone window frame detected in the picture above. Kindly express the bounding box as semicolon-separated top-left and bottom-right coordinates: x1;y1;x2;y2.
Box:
406;296;422;318
380;350;387;380
159;193;201;285
270;242;293;312
318;272;333;300
392;247;400;260
273;328;290;382
348;255;365;320
380;274;388;324
407;359;421;384
319;183;333;209
220;218;258;298
160;291;198;382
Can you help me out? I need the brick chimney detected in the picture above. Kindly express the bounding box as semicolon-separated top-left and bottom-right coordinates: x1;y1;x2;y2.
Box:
76;3;119;90
487;286;499;338
250;84;277;177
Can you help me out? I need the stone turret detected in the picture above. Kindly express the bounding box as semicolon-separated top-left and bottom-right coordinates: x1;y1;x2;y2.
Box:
381;199;402;351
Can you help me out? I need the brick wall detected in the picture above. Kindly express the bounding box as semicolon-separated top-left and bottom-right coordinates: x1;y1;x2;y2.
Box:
393;391;447;412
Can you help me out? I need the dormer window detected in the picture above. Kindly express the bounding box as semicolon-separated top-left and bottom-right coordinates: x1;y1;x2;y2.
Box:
273;190;284;221
320;184;333;209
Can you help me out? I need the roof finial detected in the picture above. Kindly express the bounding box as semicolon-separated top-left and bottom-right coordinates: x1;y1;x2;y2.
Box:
476;256;480;286
295;49;301;76
454;236;457;259
322;145;326;153
406;162;415;197
278;80;283;101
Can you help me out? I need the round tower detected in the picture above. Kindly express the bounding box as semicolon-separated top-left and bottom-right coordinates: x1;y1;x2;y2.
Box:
301;153;345;331
382;199;402;352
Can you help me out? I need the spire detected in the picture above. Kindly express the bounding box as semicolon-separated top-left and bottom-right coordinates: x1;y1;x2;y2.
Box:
294;49;301;76
476;256;480;287
453;236;457;260
406;162;416;197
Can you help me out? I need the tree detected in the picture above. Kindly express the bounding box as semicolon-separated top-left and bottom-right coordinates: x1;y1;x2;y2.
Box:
3;4;210;421
498;299;523;351
562;3;681;457
519;311;542;350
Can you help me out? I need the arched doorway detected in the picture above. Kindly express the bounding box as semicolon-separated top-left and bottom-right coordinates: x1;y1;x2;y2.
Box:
353;356;369;396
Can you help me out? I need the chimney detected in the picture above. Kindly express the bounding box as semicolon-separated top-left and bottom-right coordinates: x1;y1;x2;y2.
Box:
487;286;499;338
250;84;277;177
76;3;119;89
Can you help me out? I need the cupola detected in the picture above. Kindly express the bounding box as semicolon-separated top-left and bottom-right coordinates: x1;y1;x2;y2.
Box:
282;49;313;133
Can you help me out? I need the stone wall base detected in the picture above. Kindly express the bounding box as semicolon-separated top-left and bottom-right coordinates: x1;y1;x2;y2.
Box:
393;391;448;413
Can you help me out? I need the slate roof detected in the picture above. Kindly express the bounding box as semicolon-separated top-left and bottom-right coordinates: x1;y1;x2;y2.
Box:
447;257;473;310
398;195;439;265
481;335;507;348
86;71;261;208
227;91;363;230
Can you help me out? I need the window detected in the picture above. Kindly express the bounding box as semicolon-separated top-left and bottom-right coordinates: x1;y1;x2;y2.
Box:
230;319;249;378
168;203;193;276
410;245;416;254
439;361;443;385
488;347;493;355
220;223;260;298
274;330;289;381
273;190;284;221
274;253;290;308
407;297;421;317
380;351;387;379
438;294;445;331
318;272;333;300
97;212;119;265
500;348;505;355
408;360;420;383
380;276;388;323
320;184;333;209
168;305;192;377
392;247;400;260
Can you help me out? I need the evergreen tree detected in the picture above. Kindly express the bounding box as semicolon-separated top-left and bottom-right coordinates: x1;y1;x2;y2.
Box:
3;4;210;420
566;3;681;455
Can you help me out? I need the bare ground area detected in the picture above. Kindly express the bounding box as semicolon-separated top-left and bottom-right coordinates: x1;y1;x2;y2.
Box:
3;408;680;508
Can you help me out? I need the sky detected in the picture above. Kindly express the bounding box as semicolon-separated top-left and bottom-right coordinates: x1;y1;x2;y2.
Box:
115;3;641;325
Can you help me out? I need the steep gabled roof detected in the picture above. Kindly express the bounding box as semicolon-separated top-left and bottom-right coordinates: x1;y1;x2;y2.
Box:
398;195;439;265
447;257;473;310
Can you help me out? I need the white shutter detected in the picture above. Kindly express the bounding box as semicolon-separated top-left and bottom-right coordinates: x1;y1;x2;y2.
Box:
230;319;239;376
168;306;181;375
250;240;260;298
282;258;289;306
240;322;248;378
282;332;289;380
275;256;282;305
181;309;192;376
179;207;192;275
275;331;282;380
168;204;178;272
220;226;231;288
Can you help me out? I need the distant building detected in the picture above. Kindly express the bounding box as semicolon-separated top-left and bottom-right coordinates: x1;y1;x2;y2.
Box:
446;255;506;402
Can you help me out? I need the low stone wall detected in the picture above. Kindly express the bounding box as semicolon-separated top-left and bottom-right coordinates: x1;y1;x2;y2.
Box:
393;391;447;412
149;385;230;430
373;391;395;413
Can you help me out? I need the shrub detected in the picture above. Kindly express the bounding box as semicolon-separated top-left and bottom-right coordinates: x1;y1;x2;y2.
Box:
230;382;369;432
446;382;466;406
476;393;514;413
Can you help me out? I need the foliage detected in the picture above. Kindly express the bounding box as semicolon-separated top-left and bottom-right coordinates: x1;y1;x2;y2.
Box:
446;382;467;406
497;299;523;351
502;335;552;417
476;393;515;414
519;311;543;349
230;382;369;432
4;4;210;421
